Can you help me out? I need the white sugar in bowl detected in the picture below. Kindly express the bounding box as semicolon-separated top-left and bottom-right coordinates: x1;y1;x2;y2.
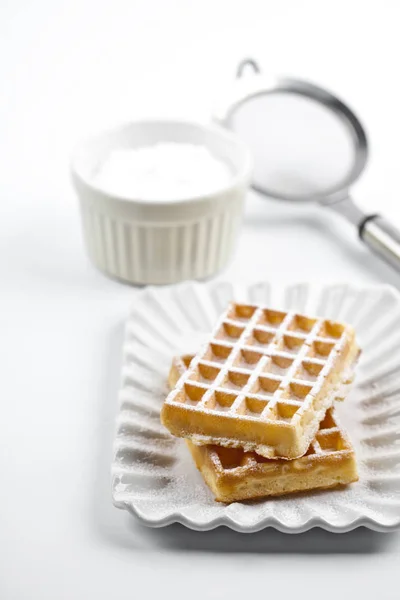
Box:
71;120;252;285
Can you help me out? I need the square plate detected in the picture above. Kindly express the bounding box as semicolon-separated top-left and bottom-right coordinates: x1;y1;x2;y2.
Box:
112;282;400;532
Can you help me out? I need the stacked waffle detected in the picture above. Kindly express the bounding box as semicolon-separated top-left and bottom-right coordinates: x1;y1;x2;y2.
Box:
161;303;360;503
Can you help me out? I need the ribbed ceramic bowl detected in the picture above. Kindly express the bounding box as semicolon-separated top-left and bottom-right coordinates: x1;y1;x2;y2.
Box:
71;120;252;285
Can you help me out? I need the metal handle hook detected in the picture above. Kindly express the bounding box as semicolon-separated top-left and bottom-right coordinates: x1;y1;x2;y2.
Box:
236;58;261;79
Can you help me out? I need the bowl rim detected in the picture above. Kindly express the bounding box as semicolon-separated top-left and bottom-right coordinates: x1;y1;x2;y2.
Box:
70;118;253;207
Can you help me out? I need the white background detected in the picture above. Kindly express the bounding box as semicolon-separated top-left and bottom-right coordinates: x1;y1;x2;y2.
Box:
1;1;400;598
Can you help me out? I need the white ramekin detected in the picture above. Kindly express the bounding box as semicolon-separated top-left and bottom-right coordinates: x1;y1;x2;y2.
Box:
71;120;252;285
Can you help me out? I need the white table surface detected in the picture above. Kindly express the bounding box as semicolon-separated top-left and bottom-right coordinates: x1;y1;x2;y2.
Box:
1;1;400;598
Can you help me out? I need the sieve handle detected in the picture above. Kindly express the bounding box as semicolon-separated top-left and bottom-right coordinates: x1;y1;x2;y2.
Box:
360;215;400;271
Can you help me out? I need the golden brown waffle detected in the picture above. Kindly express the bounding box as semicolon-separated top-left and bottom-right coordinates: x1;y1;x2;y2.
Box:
162;303;360;459
169;354;358;503
187;410;358;502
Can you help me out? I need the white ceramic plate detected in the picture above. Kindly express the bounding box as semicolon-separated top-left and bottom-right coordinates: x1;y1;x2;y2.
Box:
112;281;400;532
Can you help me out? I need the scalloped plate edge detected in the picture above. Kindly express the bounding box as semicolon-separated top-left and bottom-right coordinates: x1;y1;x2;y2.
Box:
114;280;400;533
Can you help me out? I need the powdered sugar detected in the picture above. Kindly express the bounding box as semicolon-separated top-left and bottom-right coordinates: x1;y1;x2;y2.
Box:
94;143;232;201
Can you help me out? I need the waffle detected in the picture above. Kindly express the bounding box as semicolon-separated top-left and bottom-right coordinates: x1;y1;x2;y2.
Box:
169;355;359;503
161;303;360;459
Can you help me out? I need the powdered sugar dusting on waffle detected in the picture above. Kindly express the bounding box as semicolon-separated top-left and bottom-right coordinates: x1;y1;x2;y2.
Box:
170;304;349;410
163;303;357;457
184;373;354;454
